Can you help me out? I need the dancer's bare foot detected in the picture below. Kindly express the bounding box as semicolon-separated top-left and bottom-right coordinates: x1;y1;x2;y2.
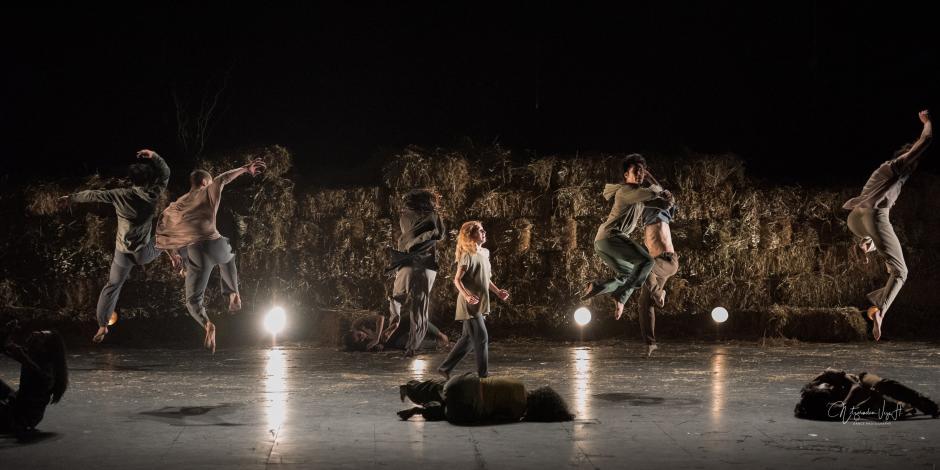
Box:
436;334;450;349
107;311;119;326
614;301;625;320
866;306;880;322
646;344;658;357
228;293;242;312
656;291;666;308
872;310;885;341
92;326;108;343
205;321;217;353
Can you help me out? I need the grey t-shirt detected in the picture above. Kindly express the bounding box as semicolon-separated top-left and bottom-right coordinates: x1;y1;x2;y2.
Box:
455;247;492;320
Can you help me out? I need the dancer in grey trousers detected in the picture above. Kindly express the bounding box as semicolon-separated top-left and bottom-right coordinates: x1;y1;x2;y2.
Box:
844;110;932;340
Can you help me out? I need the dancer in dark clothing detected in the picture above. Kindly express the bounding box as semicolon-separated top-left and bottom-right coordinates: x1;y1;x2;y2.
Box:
1;327;69;437
795;369;938;422
844;110;932;340
386;190;446;357
397;372;574;424
59;149;170;343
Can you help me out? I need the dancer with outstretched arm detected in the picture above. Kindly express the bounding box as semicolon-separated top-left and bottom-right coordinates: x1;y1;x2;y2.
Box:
58;149;170;343
843;110;931;340
156;158;266;352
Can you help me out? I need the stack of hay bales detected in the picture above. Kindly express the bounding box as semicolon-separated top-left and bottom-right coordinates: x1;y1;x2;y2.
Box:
4;143;940;341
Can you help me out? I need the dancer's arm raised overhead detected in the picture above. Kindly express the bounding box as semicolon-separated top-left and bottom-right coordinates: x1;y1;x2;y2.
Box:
136;149;171;191
893;110;932;174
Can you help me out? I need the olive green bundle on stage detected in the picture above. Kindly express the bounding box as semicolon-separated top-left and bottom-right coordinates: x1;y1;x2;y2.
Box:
4;144;940;341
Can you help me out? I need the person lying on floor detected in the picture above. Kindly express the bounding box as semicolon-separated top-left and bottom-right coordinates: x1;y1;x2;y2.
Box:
397;372;575;424
1;327;69;437
795;368;939;421
344;313;448;352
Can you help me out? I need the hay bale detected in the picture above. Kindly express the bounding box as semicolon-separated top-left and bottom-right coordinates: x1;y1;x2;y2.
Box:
302;187;383;221
762;305;867;342
25;183;66;216
381;146;471;211
510;218;532;254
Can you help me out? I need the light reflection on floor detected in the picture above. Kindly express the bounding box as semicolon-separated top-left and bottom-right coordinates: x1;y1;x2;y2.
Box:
264;347;288;433
411;357;428;378
710;348;726;426
570;347;592;418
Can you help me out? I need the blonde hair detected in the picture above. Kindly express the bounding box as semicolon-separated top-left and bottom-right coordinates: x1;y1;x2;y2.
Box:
455;220;483;263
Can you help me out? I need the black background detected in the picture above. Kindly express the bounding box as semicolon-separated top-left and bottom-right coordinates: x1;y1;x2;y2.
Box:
4;2;938;186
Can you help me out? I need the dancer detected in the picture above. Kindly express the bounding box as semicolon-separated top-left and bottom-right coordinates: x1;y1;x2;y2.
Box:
582;154;672;319
397;372;574;424
795;368;938;421
156;158;266;352
386;189;446;357
437;221;509;379
58;149;170;343
343;313;448;352
844;110;931;340
1;327;69;437
636;184;679;357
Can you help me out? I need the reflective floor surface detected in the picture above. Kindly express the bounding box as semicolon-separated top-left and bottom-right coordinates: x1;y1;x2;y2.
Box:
2;340;939;469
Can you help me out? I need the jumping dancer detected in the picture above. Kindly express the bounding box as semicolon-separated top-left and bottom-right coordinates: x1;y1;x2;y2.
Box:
437;221;509;379
386;189;446;357
583;154;672;319
636;174;679;357
59;149;170;343
156;158;266;352
844;110;931;340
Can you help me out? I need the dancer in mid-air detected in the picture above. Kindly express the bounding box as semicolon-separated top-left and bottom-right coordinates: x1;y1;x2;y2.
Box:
843;110;931;340
397;372;574;424
58;149;170;343
583;154;672;319
636;172;679;357
385;189;446;357
1;326;69;437
156;158;266;352
437;221;509;379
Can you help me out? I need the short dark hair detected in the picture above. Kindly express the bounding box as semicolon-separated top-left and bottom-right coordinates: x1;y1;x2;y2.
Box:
190;169;212;188
403;189;438;212
524;386;575;422
622;153;647;174
128;163;154;187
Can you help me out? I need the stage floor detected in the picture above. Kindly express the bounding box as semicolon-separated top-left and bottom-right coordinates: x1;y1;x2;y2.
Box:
2;340;939;469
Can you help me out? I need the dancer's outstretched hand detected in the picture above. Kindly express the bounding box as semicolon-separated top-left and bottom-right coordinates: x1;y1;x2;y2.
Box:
463;293;480;305
496;289;510;301
919;110;930;123
136;149;157;159
245;158;267;176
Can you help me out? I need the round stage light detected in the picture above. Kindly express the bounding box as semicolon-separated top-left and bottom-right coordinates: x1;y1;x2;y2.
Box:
574;307;592;326
264;307;287;335
711;307;729;323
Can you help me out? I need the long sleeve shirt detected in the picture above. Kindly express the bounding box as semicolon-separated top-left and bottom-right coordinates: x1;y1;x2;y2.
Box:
594;183;663;241
844;123;932;211
156;167;246;250
387;209;446;273
70;154;170;253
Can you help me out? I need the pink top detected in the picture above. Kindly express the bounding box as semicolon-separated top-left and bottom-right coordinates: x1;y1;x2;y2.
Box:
156;168;245;250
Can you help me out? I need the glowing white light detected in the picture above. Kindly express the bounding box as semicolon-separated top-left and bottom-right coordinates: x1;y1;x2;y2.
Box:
574;307;592;326
264;307;287;335
711;307;729;323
